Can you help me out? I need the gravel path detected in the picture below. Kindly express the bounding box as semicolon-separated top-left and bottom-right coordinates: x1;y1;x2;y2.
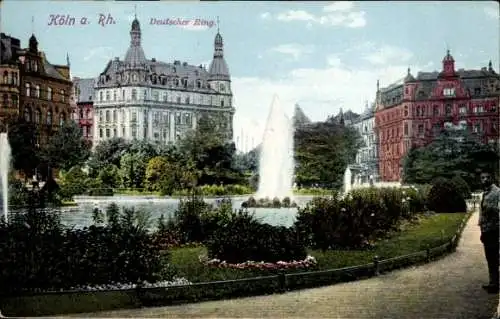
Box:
78;211;498;319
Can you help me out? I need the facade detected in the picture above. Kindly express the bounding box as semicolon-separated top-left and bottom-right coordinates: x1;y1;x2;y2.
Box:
71;77;95;143
350;102;379;183
92;18;235;146
0;33;21;131
375;50;500;182
17;34;73;145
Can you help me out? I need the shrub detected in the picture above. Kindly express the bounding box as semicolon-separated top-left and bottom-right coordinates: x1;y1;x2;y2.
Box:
450;175;471;200
427;178;466;213
173;195;212;244
0;205;168;294
206;209;307;263
294;188;419;250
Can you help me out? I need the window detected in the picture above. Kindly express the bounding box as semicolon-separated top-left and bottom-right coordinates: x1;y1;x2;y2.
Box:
143;90;147;100
417;124;424;136
174;78;179;86
176;113;181;124
474;105;484;113
11;95;17;108
47;87;52;100
25;83;31;96
12;72;17;85
221;99;224;107
113;110;117;122
60;90;65;102
122;90;125;100
459;105;467;115
2;94;7;108
105;110;110;122
132;74;137;82
182;78;187;87
46;110;52;125
474;88;481;95
113;90;117;101
176;96;181;104
106;128;110;138
197;80;202;89
122;127;125;136
473;122;481;133
132;112;137;122
33;62;38;72
59;113;65;126
99;128;103;138
132;89;137;100
443;88;455;97
185;97;190;104
445;104;452;115
2;71;7;84
433;105;439;116
99;110;103;122
404;123;408;136
35;85;40;98
35;109;41;124
163;93;167;101
219;83;225;92
100;91;103;101
106;91;110;101
132;127;137;138
185;113;192;126
459;120;467;130
24;107;31;122
153;91;159;101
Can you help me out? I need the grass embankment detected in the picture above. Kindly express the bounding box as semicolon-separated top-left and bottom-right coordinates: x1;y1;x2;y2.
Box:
169;212;467;283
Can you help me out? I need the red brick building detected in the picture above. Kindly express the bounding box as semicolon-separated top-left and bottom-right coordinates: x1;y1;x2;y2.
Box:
375;50;500;182
71;77;94;144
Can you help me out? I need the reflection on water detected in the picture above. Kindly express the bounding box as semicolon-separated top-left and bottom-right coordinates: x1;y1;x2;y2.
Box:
52;195;315;230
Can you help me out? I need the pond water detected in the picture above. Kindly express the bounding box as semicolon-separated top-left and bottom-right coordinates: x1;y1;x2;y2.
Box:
49;195;315;229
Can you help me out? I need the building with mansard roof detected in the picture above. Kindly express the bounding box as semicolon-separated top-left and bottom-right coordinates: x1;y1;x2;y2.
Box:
92;17;234;146
375;50;500;182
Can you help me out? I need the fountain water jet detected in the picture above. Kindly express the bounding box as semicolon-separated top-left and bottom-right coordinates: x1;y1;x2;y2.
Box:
255;95;294;200
0;133;11;223
343;166;352;195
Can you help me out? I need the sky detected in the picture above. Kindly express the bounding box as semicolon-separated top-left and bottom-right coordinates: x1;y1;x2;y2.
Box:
1;1;499;151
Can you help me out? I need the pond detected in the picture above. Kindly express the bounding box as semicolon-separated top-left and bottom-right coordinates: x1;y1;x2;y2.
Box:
51;195;315;229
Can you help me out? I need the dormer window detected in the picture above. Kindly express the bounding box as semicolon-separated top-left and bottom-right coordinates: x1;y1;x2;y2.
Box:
219;83;225;92
197;80;202;89
182;78;187;88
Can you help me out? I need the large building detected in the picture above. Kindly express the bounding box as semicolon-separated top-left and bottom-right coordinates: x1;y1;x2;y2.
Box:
375;50;500;181
0;33;73;144
92;17;235;146
350;102;378;183
71;77;95;144
18;34;73;146
0;33;21;131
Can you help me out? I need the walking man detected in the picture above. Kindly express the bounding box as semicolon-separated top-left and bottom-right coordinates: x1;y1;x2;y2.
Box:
478;168;499;294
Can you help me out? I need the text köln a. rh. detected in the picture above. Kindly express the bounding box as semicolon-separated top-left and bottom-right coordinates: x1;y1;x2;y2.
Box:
47;14;116;27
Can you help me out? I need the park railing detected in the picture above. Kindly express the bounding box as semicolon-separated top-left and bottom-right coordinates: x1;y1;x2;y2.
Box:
0;211;472;317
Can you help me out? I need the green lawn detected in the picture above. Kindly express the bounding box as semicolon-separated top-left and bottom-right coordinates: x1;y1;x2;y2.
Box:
169;213;468;283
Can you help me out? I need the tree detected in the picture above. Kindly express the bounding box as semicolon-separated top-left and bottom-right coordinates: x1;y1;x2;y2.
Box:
294;119;362;189
7;118;41;179
42;122;91;171
119;152;147;189
402;130;498;190
144;156;169;191
98;164;120;188
87;138;130;176
179;112;241;185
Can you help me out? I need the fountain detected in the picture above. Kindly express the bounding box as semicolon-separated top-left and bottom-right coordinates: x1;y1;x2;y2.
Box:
255;95;294;200
0;133;11;223
343;166;352;195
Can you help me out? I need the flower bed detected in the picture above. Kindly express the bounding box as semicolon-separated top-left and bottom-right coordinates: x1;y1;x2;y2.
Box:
199;255;317;271
69;277;192;291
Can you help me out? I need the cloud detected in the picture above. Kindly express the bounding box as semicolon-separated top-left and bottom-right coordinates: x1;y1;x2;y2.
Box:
84;46;113;61
263;1;366;28
231;45;426;150
361;43;413;65
484;6;498;19
269;44;315;61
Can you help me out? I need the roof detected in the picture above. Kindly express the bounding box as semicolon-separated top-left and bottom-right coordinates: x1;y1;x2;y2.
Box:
41;55;68;81
74;77;96;103
98;18;230;89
